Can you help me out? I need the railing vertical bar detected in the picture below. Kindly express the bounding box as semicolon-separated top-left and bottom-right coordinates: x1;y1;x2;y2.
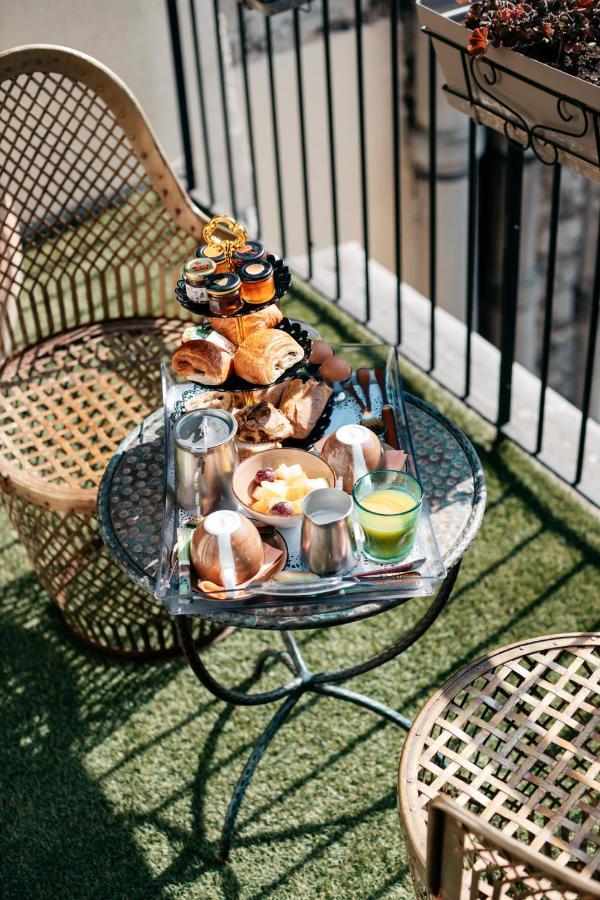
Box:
213;0;238;215
322;0;341;300
237;3;262;236
535;164;561;455
166;0;196;191
428;39;437;371
574;211;600;485
390;0;402;345
293;9;313;280
354;0;370;323
294;9;313;280
496;143;524;429
265;16;287;258
189;0;215;206
464;119;477;399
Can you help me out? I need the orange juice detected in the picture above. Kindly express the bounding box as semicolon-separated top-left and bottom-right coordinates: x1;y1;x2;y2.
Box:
357;487;420;560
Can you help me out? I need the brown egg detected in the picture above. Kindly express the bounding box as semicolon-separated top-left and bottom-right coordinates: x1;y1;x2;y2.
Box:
309;339;334;365
319;355;352;383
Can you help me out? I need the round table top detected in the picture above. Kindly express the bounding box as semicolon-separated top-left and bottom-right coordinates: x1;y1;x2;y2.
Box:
97;394;485;630
398;632;600;883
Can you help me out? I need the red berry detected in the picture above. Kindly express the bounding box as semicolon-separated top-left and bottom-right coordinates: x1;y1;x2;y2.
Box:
270;501;293;516
255;468;276;484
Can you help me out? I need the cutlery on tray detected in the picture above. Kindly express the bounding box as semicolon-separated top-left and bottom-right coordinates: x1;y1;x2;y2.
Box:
356;368;385;435
375;367;400;449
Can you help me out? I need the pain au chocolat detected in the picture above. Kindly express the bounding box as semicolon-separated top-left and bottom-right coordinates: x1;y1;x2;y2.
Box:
172;339;234;385
233;329;304;385
207;306;283;346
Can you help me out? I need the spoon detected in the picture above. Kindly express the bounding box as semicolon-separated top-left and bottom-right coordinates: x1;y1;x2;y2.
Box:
356;368;385;435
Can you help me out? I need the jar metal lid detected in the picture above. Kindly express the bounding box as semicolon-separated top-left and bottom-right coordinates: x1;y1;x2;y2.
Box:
174;409;237;452
233;240;265;262
183;257;216;283
206;272;242;295
197;243;226;263
239;259;273;282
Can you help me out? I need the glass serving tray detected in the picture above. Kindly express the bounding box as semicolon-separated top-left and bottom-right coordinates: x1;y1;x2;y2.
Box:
155;344;446;615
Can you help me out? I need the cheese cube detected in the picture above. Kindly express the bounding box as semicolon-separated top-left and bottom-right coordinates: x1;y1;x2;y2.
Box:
261;480;288;499
305;477;329;493
276;463;304;481
286;485;306;501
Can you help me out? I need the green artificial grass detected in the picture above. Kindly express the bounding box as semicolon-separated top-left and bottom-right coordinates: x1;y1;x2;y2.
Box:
0;281;598;900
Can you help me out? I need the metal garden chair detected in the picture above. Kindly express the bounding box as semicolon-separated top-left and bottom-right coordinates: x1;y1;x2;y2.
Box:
426;795;600;900
0;44;224;657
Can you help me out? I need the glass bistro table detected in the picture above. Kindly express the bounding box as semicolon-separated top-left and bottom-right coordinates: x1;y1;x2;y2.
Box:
97;345;486;862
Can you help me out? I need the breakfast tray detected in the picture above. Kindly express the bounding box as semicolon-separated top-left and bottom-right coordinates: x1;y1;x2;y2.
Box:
155;345;446;615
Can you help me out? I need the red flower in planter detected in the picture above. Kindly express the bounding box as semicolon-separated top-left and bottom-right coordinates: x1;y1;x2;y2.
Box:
468;25;490;55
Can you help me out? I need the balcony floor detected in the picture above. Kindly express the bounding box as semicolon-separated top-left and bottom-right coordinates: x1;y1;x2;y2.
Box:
0;286;598;900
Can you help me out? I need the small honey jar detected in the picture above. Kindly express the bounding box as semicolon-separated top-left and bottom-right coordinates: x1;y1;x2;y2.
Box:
232;240;266;270
197;243;230;273
206;272;243;315
239;259;276;305
182;257;216;304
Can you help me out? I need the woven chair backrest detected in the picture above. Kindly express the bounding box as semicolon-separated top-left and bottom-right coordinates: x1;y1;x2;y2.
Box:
0;45;206;360
426;796;600;900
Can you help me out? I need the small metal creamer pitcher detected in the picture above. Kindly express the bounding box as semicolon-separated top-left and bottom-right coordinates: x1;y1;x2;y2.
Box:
301;488;357;577
174;409;238;515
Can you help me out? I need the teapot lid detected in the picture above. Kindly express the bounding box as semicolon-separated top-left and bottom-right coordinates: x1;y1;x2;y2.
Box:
174;409;237;452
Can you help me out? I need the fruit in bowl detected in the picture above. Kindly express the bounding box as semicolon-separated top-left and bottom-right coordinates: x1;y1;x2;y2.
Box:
251;462;330;517
232;448;336;529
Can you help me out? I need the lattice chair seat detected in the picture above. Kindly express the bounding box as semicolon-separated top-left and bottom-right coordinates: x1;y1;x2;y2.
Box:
398;633;600;899
0;45;224;658
0;318;182;513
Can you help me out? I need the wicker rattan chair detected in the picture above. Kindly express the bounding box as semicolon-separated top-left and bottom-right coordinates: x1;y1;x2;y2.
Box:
0;44;225;658
426;796;600;900
398;633;600;900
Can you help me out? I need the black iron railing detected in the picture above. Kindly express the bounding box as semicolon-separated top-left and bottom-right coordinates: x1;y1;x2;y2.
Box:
165;0;600;507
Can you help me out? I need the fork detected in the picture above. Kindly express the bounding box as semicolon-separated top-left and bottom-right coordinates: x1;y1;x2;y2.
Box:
356;368;385;435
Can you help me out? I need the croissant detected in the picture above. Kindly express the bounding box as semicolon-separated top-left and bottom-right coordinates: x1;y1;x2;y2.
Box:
233;329;304;385
207;306;282;346
171;340;233;385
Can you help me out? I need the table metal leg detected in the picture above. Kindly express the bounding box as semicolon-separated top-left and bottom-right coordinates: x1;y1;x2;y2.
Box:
218;691;302;863
309;683;412;729
177;562;461;862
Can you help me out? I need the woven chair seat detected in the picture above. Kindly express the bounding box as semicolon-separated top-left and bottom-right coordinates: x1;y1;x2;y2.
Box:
398;633;600;898
0;317;182;514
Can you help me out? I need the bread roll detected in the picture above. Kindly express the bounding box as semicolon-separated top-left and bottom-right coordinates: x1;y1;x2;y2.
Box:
207;306;283;346
236;401;294;444
172;340;233;385
279;378;333;439
233;329;304;385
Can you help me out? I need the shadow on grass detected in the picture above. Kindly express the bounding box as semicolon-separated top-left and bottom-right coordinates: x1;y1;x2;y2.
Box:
0;617;162;899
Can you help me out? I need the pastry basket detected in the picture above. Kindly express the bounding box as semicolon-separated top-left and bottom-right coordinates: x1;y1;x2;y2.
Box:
155;345;446;616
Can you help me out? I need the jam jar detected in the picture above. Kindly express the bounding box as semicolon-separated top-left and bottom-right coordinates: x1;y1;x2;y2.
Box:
182;257;216;304
197;243;230;273
232;240;266;270
206;272;243;315
239;259;276;305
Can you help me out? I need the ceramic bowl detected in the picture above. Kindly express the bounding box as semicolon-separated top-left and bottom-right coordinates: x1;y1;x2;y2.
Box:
232;447;336;529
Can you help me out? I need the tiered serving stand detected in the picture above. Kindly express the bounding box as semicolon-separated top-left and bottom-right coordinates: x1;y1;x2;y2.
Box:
97;216;486;861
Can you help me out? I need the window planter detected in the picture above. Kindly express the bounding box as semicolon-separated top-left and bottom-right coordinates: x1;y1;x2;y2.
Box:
417;0;600;181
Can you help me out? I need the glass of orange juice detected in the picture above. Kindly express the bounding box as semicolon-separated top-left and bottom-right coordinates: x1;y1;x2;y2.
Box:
353;470;423;562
